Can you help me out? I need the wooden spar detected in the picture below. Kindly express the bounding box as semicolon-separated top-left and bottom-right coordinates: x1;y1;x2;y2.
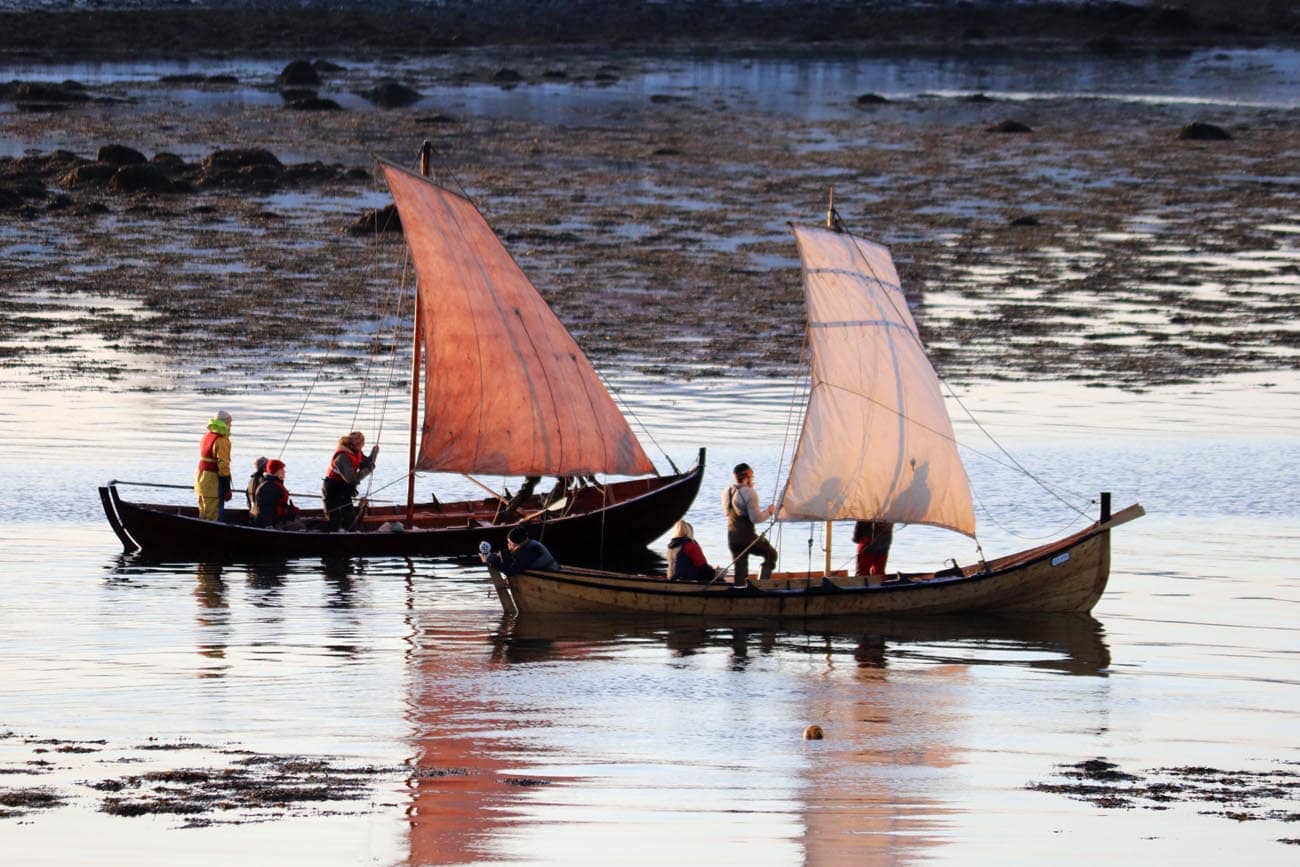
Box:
405;141;434;527
823;187;835;576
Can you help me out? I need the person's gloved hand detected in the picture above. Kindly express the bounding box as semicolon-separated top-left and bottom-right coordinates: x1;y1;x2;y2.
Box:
369;445;380;462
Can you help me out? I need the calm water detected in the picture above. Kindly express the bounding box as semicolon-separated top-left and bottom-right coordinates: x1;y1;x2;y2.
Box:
3;42;1300;867
2;368;1299;864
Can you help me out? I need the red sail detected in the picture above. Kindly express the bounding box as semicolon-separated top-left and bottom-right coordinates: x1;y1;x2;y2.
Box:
380;161;654;478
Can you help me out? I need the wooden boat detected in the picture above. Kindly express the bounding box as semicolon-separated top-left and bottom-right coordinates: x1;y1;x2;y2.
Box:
100;464;702;560
486;213;1143;618
101;147;703;561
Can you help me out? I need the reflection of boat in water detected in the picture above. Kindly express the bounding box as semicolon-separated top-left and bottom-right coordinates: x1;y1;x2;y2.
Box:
488;216;1141;617
99;147;702;561
490;612;1110;677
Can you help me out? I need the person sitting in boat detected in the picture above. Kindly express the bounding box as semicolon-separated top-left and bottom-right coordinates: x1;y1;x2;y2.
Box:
246;456;269;512
480;526;557;576
194;410;233;522
254;459;303;530
722;462;777;586
322;431;378;531
853;520;894;577
666;519;715;582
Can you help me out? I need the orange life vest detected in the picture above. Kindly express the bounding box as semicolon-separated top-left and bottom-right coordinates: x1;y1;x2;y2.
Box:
197;431;225;473
325;447;362;482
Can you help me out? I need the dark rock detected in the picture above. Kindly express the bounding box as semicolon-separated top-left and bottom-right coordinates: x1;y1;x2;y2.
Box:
278;60;321;88
108;163;174;194
542;69;568;80
360;80;421;108
286;96;342;111
651;147;683;156
202;148;284;173
279;88;318;103
59;162;118;189
855;93;890;105
988;119;1033;133
313;60;346;73
415;113;458;125
1086;35;1127;55
160;74;206;84
1177;122;1232;141
493;68;523;83
150;153;188;174
200;149;285;189
649;94;690;104
965;92;995;103
593;72;620;85
1009;215;1041;227
347;204;402;236
0;186;26;210
207;75;239;86
1;81;90;103
97;144;146;166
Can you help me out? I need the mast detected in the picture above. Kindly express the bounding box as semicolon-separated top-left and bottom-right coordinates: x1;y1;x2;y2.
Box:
823;188;837;576
405;141;433;527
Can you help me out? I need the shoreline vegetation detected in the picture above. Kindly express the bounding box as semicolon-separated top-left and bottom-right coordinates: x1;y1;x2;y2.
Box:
1;1;1298;64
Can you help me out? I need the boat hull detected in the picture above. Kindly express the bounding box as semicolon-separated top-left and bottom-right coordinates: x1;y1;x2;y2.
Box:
100;452;704;561
495;509;1140;617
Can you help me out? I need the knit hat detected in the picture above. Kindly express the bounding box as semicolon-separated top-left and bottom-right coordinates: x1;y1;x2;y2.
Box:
254;456;269;472
266;459;286;476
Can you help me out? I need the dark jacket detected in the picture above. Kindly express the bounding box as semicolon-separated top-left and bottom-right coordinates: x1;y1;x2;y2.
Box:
488;538;558;576
254;476;299;528
852;521;893;554
666;536;713;581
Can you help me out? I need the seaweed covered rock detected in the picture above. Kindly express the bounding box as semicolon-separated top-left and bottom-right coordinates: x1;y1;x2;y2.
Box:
97;144;147;166
1177;122;1232;141
360;80;421;108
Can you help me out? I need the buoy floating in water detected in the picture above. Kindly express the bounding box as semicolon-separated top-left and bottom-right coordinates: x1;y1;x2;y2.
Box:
803;725;824;740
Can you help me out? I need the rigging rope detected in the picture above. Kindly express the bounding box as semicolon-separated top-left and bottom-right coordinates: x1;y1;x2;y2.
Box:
831;215;1094;529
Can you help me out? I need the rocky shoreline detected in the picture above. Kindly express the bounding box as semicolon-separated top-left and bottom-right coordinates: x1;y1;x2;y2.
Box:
1;1;1297;64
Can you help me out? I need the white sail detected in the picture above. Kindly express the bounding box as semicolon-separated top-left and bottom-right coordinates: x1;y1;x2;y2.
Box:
778;225;976;537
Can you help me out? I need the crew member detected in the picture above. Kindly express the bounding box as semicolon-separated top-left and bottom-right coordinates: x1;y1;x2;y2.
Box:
194;410;233;522
722;462;777;586
322;431;378;531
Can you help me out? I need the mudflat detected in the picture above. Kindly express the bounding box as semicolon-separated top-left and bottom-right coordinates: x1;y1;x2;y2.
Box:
1;4;1297;391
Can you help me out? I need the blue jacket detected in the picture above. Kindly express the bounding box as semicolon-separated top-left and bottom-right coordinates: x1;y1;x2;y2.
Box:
489;538;558;576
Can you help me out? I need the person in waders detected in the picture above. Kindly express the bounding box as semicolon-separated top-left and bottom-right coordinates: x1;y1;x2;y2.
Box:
721;462;776;587
194;410;233;522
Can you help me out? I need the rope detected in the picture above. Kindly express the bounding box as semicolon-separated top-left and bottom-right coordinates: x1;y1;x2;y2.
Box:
828;217;1093;527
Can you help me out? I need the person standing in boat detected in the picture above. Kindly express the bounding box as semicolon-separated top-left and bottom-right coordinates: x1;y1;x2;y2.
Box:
322;431;378;531
480;525;557;576
254;459;303;530
722;462;777;586
853;520;894;577
194;410;233;522
666;519;715;581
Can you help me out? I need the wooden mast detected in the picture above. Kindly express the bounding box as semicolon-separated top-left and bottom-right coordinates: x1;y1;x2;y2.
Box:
405;141;433;527
823;187;836;576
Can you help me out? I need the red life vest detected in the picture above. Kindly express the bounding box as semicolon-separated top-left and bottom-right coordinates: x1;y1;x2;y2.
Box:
197;431;225;473
325;447;362;482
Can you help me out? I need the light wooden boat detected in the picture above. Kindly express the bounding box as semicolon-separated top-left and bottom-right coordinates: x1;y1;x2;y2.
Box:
481;209;1143;618
488;502;1142;617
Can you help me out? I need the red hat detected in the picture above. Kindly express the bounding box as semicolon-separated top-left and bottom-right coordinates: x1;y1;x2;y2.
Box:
266;459;286;476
